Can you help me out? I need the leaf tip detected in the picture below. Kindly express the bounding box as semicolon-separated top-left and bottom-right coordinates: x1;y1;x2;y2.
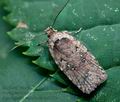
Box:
49;74;54;77
7;31;12;36
22;51;27;55
32;60;37;64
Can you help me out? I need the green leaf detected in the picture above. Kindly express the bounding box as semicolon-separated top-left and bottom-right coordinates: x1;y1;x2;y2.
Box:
20;78;78;102
0;4;78;102
4;0;120;30
4;0;120;101
4;0;67;31
77;24;120;69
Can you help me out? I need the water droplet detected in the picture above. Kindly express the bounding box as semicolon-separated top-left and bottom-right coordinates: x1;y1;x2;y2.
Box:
40;9;44;12
25;32;35;41
90;36;97;41
103;27;106;31
52;2;58;7
91;36;94;39
110;27;115;31
109;7;113;11
104;4;107;7
72;9;79;17
89;16;93;19
94;38;97;41
86;33;91;37
104;4;113;11
114;8;119;12
104;44;108;47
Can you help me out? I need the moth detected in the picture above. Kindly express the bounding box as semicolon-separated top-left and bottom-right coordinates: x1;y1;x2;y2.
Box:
45;27;107;94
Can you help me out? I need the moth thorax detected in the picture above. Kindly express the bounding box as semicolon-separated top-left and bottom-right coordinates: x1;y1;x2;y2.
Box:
45;27;57;37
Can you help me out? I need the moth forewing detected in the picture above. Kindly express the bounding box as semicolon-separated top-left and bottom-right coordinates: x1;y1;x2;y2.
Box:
45;27;107;94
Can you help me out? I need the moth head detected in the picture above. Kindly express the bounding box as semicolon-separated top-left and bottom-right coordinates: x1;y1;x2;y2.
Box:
45;26;57;37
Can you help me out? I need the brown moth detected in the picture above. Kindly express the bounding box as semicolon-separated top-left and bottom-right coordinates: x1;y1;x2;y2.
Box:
45;27;107;94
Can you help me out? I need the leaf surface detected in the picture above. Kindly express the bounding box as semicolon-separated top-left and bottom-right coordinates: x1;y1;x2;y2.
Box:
3;0;120;101
0;3;78;102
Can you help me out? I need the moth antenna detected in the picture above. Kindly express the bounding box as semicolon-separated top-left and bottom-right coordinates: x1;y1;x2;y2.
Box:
52;0;70;27
43;0;70;45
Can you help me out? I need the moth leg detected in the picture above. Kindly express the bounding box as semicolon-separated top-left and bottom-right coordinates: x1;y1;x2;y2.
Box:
74;28;82;34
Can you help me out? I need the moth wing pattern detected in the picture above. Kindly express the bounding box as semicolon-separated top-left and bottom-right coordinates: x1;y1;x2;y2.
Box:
46;27;107;94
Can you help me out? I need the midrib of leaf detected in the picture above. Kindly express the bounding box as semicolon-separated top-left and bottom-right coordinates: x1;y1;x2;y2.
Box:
19;77;48;102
